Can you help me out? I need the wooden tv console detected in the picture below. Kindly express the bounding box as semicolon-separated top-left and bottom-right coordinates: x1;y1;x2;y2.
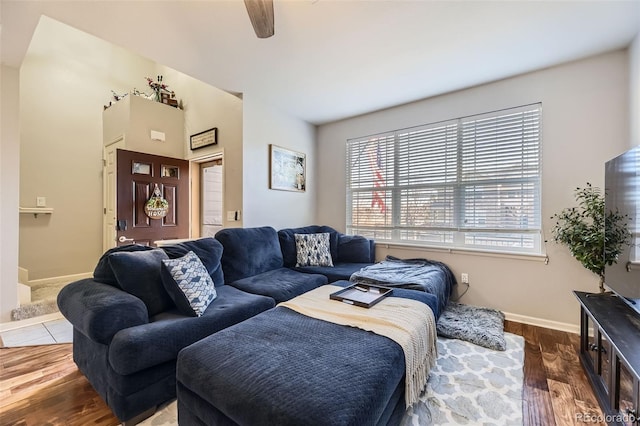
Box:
574;291;640;425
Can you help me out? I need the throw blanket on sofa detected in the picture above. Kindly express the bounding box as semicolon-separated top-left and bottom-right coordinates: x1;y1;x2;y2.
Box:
279;285;437;407
350;256;456;315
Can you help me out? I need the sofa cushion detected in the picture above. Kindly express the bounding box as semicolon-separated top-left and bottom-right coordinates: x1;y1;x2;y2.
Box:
108;249;173;316
93;244;153;288
161;238;224;286
295;233;334;267
108;285;275;375
337;234;372;263
292;262;373;283
278;226;339;267
229;268;328;303
216;226;284;283
161;251;217;317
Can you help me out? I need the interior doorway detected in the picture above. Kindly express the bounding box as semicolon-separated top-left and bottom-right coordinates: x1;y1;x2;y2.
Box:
190;154;224;239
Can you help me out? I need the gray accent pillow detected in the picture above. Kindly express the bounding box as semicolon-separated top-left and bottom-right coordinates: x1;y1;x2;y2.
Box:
161;251;217;317
295;233;334;267
108;249;173;316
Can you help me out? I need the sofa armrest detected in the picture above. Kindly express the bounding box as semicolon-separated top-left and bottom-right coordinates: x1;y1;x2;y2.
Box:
57;278;149;345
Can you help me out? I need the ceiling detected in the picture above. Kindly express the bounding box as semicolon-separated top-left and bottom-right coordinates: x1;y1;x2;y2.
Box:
1;0;639;125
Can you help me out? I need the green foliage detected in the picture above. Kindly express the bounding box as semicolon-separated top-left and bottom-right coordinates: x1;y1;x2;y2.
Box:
551;183;631;280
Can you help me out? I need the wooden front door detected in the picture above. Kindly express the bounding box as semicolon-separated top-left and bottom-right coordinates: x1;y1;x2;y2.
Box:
116;149;189;246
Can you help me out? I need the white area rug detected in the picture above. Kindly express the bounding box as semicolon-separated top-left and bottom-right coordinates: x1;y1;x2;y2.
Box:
140;333;524;426
402;332;524;425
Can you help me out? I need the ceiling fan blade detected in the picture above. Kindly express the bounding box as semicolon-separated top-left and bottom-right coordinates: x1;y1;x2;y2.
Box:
244;0;274;38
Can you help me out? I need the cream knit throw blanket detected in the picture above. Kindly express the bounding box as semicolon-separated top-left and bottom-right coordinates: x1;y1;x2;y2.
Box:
279;285;437;407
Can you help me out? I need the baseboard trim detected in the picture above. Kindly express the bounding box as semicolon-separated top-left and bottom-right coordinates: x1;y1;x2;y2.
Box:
504;311;579;334
18;267;29;283
25;272;92;287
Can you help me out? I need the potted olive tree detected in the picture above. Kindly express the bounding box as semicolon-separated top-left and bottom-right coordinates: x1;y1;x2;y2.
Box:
551;183;631;293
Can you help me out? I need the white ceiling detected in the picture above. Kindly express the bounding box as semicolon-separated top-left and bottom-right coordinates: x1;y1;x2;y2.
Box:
2;0;639;125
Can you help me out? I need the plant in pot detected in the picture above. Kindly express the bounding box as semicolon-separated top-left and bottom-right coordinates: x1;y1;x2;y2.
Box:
551;183;631;293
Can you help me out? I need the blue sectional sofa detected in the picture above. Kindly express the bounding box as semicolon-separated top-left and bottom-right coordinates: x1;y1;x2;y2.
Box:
58;226;376;424
58;238;275;424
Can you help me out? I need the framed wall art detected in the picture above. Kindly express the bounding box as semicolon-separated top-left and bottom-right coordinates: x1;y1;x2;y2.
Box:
269;144;306;192
190;127;218;150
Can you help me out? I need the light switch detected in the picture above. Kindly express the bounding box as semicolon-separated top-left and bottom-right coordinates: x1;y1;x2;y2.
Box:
227;211;236;221
36;196;46;207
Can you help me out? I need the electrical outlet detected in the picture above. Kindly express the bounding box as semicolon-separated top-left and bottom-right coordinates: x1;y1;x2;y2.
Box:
36;196;46;207
461;273;469;284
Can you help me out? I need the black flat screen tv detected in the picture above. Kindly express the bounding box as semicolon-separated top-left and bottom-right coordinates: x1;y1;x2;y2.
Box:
604;145;640;315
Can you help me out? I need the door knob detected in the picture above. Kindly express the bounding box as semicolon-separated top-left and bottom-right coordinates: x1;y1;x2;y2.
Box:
118;236;135;243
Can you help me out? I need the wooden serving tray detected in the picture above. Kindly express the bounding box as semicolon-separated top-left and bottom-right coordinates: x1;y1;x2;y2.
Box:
330;284;393;308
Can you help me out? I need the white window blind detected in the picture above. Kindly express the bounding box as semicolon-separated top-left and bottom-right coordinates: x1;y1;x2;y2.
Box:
346;104;542;254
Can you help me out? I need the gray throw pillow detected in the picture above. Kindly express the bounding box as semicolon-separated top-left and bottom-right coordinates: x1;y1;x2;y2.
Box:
161;251;217;317
295;233;334;267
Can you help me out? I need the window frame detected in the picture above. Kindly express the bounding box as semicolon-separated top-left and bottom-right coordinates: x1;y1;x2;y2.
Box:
346;103;543;255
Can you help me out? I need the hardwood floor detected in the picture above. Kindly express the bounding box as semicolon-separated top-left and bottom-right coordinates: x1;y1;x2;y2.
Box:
506;321;606;426
0;321;604;426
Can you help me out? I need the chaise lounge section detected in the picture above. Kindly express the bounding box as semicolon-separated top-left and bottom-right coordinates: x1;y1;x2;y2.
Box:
176;285;439;426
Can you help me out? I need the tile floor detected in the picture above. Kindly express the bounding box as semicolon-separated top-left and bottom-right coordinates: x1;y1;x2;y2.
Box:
0;318;73;347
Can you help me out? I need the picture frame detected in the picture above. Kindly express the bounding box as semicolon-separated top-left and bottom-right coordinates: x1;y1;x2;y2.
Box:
190;127;218;150
269;144;306;192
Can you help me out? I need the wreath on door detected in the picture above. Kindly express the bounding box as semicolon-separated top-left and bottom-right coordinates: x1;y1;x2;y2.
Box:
145;184;169;219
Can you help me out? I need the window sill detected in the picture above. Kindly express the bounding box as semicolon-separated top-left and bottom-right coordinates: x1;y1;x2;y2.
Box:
374;241;549;263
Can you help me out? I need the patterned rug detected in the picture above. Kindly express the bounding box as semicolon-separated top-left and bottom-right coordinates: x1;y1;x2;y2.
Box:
140;333;524;426
402;332;524;425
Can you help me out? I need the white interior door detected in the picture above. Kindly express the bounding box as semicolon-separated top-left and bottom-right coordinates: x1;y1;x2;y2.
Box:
200;159;223;237
103;137;125;251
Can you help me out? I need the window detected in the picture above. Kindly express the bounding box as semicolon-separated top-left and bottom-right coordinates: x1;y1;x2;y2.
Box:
346;104;542;254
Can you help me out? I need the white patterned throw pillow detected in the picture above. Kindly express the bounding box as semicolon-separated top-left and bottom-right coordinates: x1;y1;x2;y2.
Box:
161;251;217;317
295;233;334;267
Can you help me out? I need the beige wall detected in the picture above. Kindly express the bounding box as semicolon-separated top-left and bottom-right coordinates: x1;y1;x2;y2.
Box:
19;18;159;280
171;68;244;228
630;32;640;148
18;17;244;281
1;65;21;322
317;50;630;329
242;93;316;229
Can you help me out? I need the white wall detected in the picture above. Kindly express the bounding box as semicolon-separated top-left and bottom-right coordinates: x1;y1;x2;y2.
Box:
0;65;21;322
242;94;316;229
317;50;630;329
630;32;640;148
